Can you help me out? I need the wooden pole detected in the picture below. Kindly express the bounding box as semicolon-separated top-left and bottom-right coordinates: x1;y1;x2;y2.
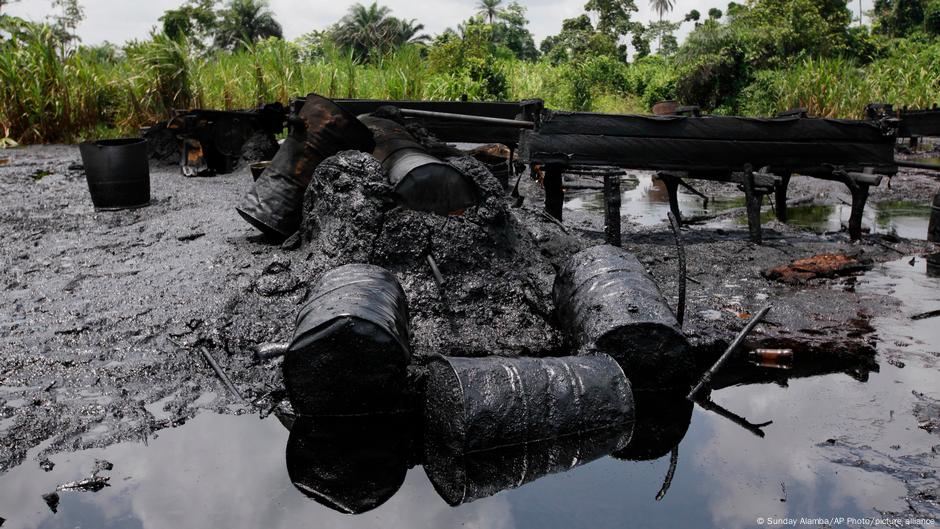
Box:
544;164;565;221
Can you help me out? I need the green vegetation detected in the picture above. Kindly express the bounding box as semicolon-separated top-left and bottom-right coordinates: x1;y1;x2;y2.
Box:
1;0;940;144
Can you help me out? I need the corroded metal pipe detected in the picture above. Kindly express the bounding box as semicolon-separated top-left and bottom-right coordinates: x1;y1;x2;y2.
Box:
553;245;693;390
236;94;374;239
359;116;479;215
283;264;411;416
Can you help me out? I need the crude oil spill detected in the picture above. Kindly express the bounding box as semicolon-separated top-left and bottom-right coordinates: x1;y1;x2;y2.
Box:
564;174;933;239
0;259;937;528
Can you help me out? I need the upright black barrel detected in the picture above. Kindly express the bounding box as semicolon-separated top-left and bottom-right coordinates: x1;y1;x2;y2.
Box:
78;138;150;210
553;244;693;390
283;264;411;416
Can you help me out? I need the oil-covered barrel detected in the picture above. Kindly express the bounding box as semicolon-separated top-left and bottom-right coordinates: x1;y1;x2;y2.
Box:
283;264;411;416
286;414;414;514
553;244;693;390
423;354;634;454
929;192;940;243
360;115;479;215
236;94;374;239
424;425;630;506
78;138;150;210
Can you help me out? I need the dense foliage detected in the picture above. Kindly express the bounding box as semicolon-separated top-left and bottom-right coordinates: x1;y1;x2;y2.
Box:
1;0;940;144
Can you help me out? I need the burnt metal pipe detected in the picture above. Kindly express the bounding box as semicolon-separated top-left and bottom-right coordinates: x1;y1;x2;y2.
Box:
283;264;411;416
236;93;375;239
687;305;772;401
360;116;480;215
553;245;693;390
423;354;634;455
398;108;536;129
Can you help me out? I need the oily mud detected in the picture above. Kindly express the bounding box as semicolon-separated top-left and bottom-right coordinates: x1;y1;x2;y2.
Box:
0;143;939;525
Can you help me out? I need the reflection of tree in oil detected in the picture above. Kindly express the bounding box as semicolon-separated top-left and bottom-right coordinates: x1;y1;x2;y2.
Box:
873;200;932;229
745;205;836;232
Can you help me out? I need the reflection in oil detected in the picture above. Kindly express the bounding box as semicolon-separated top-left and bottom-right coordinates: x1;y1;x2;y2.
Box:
284;389;692;513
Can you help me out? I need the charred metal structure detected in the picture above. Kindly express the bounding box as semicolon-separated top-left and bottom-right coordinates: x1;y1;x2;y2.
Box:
146;103;285;176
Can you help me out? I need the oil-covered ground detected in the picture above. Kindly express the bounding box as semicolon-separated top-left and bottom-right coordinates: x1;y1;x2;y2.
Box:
0;144;939;528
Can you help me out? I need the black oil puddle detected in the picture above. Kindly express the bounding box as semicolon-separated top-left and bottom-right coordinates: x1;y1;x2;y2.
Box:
1;255;938;528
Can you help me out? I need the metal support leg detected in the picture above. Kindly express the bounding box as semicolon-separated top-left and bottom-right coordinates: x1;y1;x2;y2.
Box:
604;173;622;247
659;173;683;227
544;164;564;221
846;181;870;241
775;173;791;223
742;165;763;245
928;192;940;243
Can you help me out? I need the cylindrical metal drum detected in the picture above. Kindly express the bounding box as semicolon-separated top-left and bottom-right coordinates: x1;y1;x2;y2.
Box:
236;94;374;239
286;415;413;514
360;116;479;215
283;264;411;416
929;192;940;243
553;244;693;390
423;354;634;454
424;425;630;506
78;138;150;210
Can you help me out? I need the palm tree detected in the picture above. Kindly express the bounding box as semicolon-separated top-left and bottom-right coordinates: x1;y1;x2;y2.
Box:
392;18;430;45
214;0;283;51
650;0;675;21
476;0;504;24
332;3;427;60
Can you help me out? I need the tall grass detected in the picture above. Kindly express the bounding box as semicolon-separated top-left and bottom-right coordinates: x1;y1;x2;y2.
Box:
2;18;940;144
742;42;940;118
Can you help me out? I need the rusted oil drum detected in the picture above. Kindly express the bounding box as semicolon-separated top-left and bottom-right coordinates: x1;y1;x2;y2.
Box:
929;192;940;243
612;390;693;461
78;138;150;210
424;425;630;506
423;354;634;454
286;414;414;514
283;264;411;416
360;116;479;215
236;94;374;239
553;244;693;390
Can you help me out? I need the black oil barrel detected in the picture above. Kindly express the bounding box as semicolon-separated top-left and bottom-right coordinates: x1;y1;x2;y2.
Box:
553;244;693;390
283;264;411;416
424;425;630;506
286;415;413;514
929;192;940;243
423;354;634;454
360;116;479;215
236;93;374;239
612;390;693;461
78;138;150;210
